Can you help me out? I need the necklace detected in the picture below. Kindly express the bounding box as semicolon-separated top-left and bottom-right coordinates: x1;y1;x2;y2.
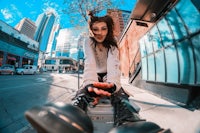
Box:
97;43;103;52
99;47;103;52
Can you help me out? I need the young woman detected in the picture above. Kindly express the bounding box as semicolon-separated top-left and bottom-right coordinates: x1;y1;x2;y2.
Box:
25;12;165;133
73;12;140;127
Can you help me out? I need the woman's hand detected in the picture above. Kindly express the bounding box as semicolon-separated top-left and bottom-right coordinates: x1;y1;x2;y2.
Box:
86;82;116;97
86;82;116;105
92;82;116;93
88;85;111;97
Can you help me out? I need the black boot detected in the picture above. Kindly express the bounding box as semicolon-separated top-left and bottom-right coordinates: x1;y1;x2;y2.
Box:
25;103;94;133
73;93;94;112
109;121;170;133
111;95;143;127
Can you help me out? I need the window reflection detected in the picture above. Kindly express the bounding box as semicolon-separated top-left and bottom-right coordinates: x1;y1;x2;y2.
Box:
166;9;187;40
145;32;153;54
45;59;56;64
142;58;148;80
191;34;200;84
155;51;165;82
150;26;162;51
139;39;147;57
177;40;195;84
148;54;155;81
176;0;200;33
165;45;178;83
157;18;173;47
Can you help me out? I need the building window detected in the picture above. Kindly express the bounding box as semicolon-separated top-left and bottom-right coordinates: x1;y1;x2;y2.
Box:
191;0;200;12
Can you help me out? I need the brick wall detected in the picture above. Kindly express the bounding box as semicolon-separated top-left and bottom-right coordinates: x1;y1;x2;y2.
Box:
119;20;154;77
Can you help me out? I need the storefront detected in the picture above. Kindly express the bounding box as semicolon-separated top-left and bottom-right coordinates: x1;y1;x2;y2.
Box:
0;51;3;66
0;20;39;68
0;35;38;68
0;41;38;68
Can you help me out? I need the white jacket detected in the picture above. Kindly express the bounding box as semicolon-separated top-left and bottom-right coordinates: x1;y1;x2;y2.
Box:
82;37;121;92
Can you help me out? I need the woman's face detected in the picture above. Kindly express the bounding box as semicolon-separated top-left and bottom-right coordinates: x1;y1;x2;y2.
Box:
91;21;108;43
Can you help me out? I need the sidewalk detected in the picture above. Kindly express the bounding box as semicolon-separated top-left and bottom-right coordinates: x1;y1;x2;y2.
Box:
120;78;200;133
18;76;200;133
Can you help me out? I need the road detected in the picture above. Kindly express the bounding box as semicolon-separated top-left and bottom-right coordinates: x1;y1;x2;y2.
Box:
0;72;81;133
1;73;200;133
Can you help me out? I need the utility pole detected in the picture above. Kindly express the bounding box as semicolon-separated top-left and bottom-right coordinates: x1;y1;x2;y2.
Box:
77;36;82;90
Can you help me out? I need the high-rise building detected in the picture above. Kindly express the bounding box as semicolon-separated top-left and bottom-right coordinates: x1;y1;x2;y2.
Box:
15;18;36;39
46;24;60;57
34;12;56;52
55;27;87;60
55;29;72;57
107;9;131;39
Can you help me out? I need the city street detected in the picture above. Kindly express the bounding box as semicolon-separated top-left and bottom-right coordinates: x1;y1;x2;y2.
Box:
0;0;199;132
0;73;81;133
1;73;200;133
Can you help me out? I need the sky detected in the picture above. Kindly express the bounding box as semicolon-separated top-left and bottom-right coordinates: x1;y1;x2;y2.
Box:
0;0;136;29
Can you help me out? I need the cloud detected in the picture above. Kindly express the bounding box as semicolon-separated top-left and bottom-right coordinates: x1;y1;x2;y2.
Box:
0;4;23;24
0;8;14;24
42;1;59;15
10;4;23;18
25;0;36;8
42;1;64;25
1;8;12;20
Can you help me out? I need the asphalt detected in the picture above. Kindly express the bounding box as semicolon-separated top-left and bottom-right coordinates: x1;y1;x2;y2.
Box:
16;76;200;133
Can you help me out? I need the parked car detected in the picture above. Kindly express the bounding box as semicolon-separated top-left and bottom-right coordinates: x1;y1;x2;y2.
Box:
0;64;15;75
16;65;37;75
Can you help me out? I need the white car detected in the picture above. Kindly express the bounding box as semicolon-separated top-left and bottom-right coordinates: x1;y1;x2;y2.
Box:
16;65;37;75
0;64;15;75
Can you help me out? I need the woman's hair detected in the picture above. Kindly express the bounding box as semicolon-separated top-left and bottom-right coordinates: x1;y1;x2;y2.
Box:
88;12;118;49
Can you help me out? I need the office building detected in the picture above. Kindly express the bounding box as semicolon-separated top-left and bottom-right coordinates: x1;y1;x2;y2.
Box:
46;24;60;57
15;18;36;39
34;12;56;52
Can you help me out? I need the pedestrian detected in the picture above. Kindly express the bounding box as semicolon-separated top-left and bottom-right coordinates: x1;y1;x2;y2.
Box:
72;11;141;127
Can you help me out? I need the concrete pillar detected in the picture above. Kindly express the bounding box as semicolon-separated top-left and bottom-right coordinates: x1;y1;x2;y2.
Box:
3;52;7;65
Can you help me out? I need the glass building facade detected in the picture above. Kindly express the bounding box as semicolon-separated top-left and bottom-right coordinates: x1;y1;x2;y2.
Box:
139;0;200;86
34;12;56;52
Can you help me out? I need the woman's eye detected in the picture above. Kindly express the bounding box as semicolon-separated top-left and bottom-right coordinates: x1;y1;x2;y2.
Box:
102;27;108;30
92;27;107;33
92;28;99;31
92;28;99;32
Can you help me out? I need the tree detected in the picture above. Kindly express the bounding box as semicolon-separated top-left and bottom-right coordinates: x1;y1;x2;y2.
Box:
62;0;123;27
